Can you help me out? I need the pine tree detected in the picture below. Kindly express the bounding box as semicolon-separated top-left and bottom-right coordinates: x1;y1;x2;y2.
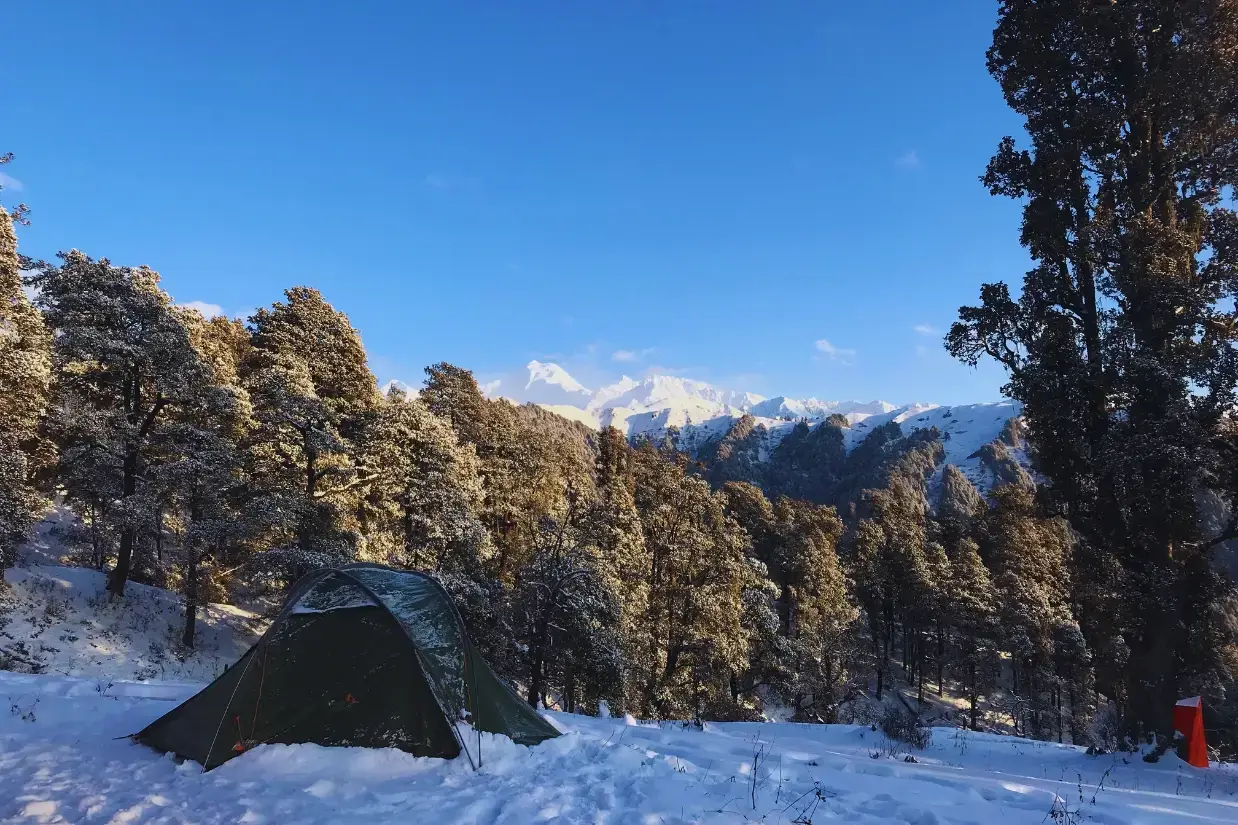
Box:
358;388;488;572
30;253;212;595
242;288;379;579
948;0;1238;736
582;426;649;708
630;443;751;718
980;484;1077;738
514;510;624;712
943;535;1000;729
0;162;51;571
153;309;256;647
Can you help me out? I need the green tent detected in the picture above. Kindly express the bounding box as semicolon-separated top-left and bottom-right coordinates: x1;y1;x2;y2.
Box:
134;563;559;769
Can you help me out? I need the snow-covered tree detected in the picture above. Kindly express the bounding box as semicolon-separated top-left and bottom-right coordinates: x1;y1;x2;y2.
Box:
0;163;51;571
358;388;489;571
31;253;212;595
514;512;624;713
242;288;379;579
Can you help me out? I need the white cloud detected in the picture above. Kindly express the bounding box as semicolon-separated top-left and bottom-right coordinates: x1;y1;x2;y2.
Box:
913;323;940;336
180;300;224;319
896;150;921;170
0;171;24;192
611;347;656;363
814;338;856;363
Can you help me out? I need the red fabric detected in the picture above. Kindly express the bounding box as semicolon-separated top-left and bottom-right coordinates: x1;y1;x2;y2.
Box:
1172;699;1208;769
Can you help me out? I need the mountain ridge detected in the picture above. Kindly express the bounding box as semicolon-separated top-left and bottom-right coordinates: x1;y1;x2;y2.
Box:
477;361;1025;493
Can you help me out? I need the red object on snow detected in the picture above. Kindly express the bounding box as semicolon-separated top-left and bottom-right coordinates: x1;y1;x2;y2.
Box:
1172;696;1208;768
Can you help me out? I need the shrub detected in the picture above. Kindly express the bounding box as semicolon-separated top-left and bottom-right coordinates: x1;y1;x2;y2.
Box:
879;704;932;752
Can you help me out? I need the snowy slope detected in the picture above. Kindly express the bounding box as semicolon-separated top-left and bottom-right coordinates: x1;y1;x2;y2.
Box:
0;515;265;683
485;361;1025;490
2;671;1234;825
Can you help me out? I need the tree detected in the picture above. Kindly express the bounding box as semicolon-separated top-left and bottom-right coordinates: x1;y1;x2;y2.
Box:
156;311;255;648
358;388;488;572
944;535;1000;730
31;253;211;595
723;482;858;718
947;0;1238;737
0;160;51;571
514;512;624;713
242;288;379;578
980;484;1077;737
630;443;752;718
582;426;650;707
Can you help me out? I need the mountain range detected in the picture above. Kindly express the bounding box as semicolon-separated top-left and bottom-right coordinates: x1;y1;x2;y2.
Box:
472;361;1026;493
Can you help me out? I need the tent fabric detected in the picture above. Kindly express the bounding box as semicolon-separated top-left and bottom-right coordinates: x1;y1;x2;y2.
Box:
134;564;559;770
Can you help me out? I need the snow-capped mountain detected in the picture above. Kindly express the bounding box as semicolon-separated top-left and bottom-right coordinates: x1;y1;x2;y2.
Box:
482;361;1024;491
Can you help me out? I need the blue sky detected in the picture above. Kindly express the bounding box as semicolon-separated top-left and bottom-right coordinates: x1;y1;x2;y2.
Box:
5;1;1025;405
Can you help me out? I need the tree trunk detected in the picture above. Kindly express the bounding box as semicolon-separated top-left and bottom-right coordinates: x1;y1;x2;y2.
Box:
917;632;925;704
1124;598;1178;739
969;662;979;730
527;617;547;708
107;448;139;596
936;622;944;697
873;630;884;699
564;667;576;714
182;549;199;649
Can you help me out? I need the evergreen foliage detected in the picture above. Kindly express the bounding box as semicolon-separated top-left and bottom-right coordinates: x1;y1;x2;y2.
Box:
0;163;51;571
948;0;1238;738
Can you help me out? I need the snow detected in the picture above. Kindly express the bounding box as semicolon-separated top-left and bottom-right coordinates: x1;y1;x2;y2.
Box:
1;522;1232;824
1;516;264;682
2;671;1235;824
482;361;1026;491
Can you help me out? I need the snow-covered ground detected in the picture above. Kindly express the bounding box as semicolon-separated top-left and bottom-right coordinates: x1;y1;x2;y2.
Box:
1;671;1235;824
0;514;264;682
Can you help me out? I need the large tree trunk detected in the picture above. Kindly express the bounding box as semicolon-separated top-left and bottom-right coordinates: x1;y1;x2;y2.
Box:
106;448;139;596
1124;598;1178;739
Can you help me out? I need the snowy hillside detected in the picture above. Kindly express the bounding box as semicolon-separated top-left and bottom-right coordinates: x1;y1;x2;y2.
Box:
2;671;1234;824
484;361;1025;491
0;516;265;682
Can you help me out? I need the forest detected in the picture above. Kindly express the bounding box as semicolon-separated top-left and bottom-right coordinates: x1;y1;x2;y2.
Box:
2;0;1238;759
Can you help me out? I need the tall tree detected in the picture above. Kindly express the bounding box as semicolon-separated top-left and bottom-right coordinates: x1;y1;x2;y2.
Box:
156;311;255;648
358;388;488;572
630;442;752;718
31;253;210;595
242;288;379;577
0;157;51;571
947;0;1238;736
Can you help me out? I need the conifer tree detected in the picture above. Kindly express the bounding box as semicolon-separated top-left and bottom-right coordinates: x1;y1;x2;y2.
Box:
630;442;751;718
31;253;211;595
944;535;1000;729
980;484;1077;737
242;288;379;578
515;511;624;712
358;388;488;572
0;160;51;571
948;0;1238;736
155;310;256;647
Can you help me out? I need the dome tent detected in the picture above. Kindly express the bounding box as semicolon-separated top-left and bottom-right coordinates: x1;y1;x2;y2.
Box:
134;563;559;770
